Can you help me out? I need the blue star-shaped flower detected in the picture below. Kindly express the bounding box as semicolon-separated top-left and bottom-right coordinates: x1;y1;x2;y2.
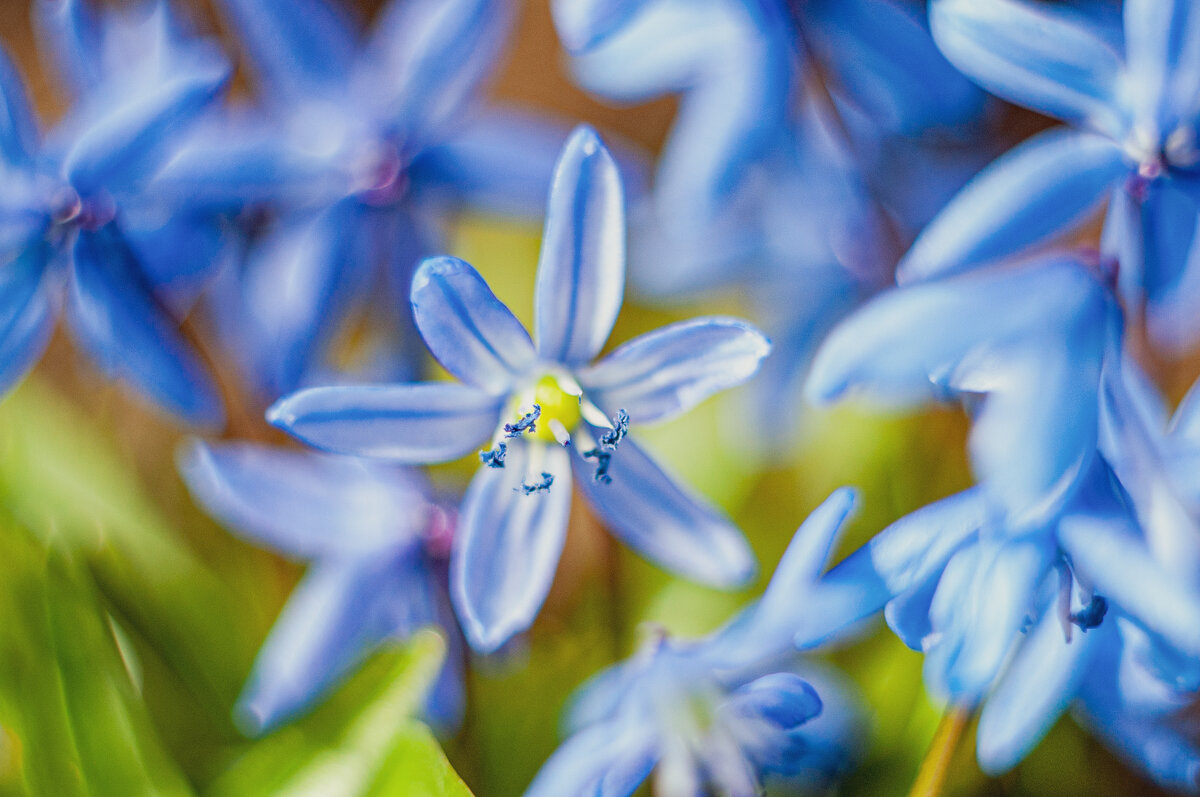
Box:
525;489;866;797
0;0;228;424
906;0;1200;351
268;126;770;652
166;0;568;398
179;440;464;735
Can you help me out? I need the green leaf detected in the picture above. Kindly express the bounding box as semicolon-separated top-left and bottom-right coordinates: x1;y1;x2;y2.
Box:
0;524;192;796
210;630;470;797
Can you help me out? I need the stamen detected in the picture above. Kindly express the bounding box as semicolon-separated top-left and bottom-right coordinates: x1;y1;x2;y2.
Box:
582;448;613;483
1069;595;1107;631
583;409;630;484
479;442;507;468
505;404;541;438
516;472;554;495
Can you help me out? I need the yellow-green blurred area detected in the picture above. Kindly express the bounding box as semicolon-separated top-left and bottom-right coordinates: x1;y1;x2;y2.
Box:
0;1;1185;796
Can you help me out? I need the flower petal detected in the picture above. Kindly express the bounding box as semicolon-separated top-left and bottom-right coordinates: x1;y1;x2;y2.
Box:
526;718;658;797
67;228;223;427
0;245;56;396
61;59;229;194
0;47;38;167
268;382;503;463
534;126;625;366
178;440;427;559
212;0;357;98
551;0;650;52
1123;0;1200;131
726;672;822;731
1059;513;1200;656
578;317;770;425
410;256;535;393
451;440;573;652
976;611;1102;775
358;0;513;136
574;435;755;588
897;128;1124;283
929;0;1125;133
234;554;415;734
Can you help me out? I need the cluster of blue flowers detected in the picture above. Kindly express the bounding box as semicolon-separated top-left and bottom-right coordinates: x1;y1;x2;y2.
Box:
2;0;1200;793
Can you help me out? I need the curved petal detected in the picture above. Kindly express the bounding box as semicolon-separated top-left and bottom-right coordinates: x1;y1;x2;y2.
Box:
32;0;101;95
410;256;536;393
725;673;822;731
212;0;357;98
526;719;658;797
929;0;1125;133
1123;0;1200;131
358;0;513;137
451;440;573;652
1059;513;1200;656
234;554;413;734
976;611;1101;774
534;126;625;366
884;574;939;650
897;128;1124;283
573;435;756;588
0;47;38;167
0;245;56;396
67;228;223;427
62;60;229;194
178;440;427;559
578;317;770;425
551;0;650;52
268;382;503;463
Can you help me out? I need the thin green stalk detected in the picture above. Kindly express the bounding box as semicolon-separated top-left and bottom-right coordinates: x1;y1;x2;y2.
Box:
908;705;972;797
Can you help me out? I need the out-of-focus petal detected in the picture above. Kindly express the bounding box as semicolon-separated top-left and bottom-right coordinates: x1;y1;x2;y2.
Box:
178;440;427;558
268;382;504;463
578;317;769;425
930;0;1125;134
451;440;572;652
408;111;568;218
359;0;512;137
525;718;658;797
0;47;38;167
976;611;1102;774
1123;0;1200;132
67;228;223;427
0;245;56;396
725;673;822;731
410;256;535;394
897;129;1123;283
534;125;625;366
551;0;650;52
61;61;229;194
574;435;755;588
212;0;357;98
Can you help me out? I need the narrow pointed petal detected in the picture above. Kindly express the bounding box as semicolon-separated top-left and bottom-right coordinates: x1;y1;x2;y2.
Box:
62;60;229;194
551;0;649;52
1124;0;1200;130
32;0;101;94
67;229;223;427
929;0;1124;133
360;0;512;135
574;436;755;588
897;129;1123;283
884;574;939;650
534;126;625;366
526;719;658;797
235;556;408;734
976;612;1101;774
578;317;770;425
0;48;38;167
0;245;56;395
268;382;503;463
212;0;357;97
410;256;535;393
451;440;573;652
178;440;427;558
1059;514;1200;656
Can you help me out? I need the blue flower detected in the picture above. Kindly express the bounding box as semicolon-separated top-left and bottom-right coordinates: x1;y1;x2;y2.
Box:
178;440;464;735
906;0;1200;351
167;0;568;398
268;126;770;652
808;252;1121;528
0;1;228;424
525;489;866;796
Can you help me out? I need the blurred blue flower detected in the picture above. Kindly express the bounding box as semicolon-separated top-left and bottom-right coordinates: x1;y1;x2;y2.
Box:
0;0;228;425
268;127;770;652
907;0;1200;351
808;253;1121;528
179;439;464;735
172;0;568;399
525;489;866;796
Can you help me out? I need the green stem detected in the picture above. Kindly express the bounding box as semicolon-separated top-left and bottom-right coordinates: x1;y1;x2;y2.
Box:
908;705;972;797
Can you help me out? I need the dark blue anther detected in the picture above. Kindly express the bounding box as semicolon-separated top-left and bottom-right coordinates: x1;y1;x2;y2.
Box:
504;404;541;438
516;472;554;495
1070;596;1108;631
479;442;507;468
582;448;612;484
598;409;630;449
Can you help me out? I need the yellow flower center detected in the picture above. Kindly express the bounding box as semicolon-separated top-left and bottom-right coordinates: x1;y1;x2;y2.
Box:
506;374;582;444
